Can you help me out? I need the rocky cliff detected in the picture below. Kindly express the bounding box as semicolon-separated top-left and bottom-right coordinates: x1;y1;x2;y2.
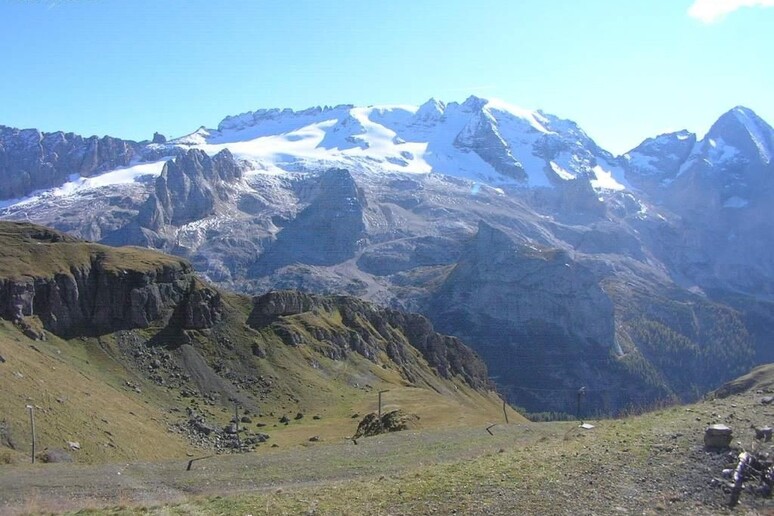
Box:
0;222;221;337
427;222;625;410
248;290;490;390
139;148;242;230
251;168;367;274
0;125;140;199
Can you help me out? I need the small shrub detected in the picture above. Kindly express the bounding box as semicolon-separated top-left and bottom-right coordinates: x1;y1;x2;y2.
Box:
0;449;15;465
0;420;15;449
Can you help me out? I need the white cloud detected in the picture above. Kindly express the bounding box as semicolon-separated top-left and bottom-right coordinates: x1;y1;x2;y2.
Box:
688;0;774;23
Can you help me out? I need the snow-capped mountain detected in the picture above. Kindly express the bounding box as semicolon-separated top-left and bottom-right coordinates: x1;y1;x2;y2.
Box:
624;106;773;196
154;95;629;191
623;106;774;296
1;98;773;415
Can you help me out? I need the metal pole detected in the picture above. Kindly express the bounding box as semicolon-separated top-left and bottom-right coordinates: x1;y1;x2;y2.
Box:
26;405;35;464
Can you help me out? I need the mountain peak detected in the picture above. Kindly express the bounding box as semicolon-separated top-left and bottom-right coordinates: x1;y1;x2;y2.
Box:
706;106;773;164
461;95;488;111
414;98;446;123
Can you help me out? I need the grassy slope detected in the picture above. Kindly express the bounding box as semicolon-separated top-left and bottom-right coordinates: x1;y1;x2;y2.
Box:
0;299;518;465
181;292;522;450
0;319;190;464
4;377;773;515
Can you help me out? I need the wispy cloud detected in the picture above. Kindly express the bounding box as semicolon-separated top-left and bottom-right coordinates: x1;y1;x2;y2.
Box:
688;0;774;23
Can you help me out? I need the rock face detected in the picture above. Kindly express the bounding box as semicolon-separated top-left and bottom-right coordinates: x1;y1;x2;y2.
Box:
623;130;696;191
434;222;615;350
0;222;221;337
428;222;626;410
454;101;527;182
251;168;367;273
139;148;241;230
247;290;491;390
0;125;139;199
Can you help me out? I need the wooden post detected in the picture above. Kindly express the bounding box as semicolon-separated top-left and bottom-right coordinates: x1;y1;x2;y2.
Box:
576;387;586;422
378;390;389;419
233;400;241;450
502;399;509;424
186;455;214;471
26;405;35;464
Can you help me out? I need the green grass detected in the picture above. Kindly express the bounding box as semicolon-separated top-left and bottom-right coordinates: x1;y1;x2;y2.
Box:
6;348;774;514
0;221;187;280
0;320;192;464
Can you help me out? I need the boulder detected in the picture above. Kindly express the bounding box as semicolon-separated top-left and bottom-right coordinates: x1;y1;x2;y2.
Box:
353;410;420;439
754;426;773;442
705;424;733;448
192;420;215;436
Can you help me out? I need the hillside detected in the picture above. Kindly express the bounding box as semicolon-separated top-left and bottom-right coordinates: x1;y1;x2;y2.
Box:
0;221;517;465
3;364;774;514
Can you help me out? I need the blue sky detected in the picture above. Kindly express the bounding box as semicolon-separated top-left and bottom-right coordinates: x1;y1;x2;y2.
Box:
1;0;772;154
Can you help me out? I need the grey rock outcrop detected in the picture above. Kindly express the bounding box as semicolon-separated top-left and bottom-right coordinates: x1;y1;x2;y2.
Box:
0;125;139;199
434;221;615;349
0;222;221;337
428;222;619;410
252;169;367;273
139;148;241;230
175;282;222;330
